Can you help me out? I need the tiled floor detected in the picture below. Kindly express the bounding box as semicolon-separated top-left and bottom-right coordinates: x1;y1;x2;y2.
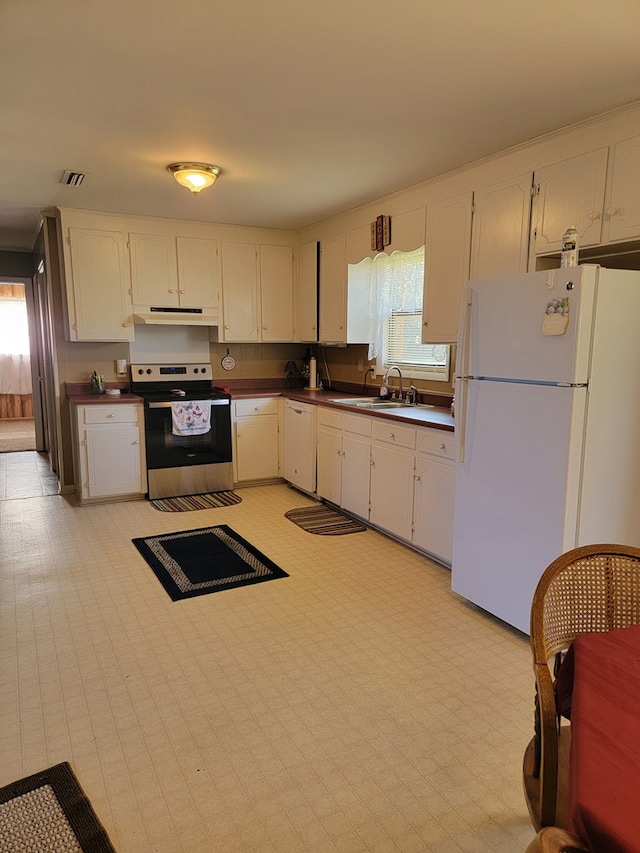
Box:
0;450;59;499
0;458;537;852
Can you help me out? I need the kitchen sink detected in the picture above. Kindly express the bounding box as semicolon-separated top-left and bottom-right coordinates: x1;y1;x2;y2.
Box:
331;398;412;410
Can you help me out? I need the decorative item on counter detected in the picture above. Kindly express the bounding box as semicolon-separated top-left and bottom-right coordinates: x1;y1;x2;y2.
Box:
284;360;304;388
105;388;121;396
543;296;570;336
561;226;579;267
90;371;105;394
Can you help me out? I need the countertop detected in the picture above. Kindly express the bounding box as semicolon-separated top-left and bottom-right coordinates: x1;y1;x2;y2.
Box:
233;387;455;432
65;383;455;431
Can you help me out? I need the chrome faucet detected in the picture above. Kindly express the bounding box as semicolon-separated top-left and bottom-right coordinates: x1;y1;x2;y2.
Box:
381;365;403;400
406;385;418;406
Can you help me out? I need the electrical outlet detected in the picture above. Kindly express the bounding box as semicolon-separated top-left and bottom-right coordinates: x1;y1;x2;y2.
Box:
357;359;364;373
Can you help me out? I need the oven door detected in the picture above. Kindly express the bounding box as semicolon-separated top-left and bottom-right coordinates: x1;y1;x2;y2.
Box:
144;398;232;471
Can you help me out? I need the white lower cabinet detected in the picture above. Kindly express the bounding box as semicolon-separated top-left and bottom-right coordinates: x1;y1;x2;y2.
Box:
283;399;317;493
341;415;372;519
233;398;280;483
316;408;343;504
412;429;456;564
315;405;456;564
369;422;416;542
73;404;146;504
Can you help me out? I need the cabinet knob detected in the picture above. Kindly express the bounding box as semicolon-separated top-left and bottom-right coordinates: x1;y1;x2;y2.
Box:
423;321;429;327
254;406;260;411
440;443;446;450
168;289;175;293
607;207;619;217
390;433;395;440
106;413;114;419
415;475;421;483
590;211;602;220
179;289;185;294
263;325;267;330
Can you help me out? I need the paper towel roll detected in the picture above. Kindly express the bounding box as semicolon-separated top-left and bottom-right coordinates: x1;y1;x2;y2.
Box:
309;357;317;389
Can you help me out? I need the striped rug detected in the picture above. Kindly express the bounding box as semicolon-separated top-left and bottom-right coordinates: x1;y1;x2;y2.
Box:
150;491;242;512
284;505;367;535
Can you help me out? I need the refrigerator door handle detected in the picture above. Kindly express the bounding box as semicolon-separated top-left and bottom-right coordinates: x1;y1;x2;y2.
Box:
455;376;468;463
458;287;473;381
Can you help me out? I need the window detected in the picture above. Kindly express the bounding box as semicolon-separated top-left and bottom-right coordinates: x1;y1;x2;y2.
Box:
350;247;450;382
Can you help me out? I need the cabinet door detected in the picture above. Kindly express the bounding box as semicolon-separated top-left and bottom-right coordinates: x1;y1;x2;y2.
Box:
298;241;318;341
82;425;143;498
317;427;342;504
531;148;608;254
369;443;415;541
319;234;347;343
260;245;294;341
67;228;133;341
422;192;473;344
470;173;532;280
220;242;259;342
341;434;371;519
129;233;178;307
413;456;455;564
604;135;640;243
235;416;279;482
176;237;218;308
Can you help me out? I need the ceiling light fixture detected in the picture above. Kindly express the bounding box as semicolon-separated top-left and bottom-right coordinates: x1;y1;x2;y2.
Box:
167;162;223;195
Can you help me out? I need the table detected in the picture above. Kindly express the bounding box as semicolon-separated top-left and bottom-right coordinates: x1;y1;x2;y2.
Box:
556;624;640;852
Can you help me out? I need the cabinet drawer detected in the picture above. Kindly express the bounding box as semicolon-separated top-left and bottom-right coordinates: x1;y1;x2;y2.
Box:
318;407;343;429
417;428;455;460
234;398;278;417
344;413;372;437
82;405;140;425
372;420;415;449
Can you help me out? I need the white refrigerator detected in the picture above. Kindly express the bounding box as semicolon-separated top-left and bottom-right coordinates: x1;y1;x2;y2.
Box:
452;264;640;634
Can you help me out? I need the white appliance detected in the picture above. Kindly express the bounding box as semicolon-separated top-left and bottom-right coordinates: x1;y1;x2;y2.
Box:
452;264;640;633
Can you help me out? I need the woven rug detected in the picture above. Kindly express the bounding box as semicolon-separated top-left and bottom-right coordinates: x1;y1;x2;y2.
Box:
132;524;288;600
285;505;367;535
150;490;242;512
0;762;115;852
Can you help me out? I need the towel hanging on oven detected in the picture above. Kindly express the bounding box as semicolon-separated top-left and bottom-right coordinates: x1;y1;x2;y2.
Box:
171;400;212;436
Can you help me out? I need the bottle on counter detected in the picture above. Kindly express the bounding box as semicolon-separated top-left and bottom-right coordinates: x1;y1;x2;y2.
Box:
561;226;579;268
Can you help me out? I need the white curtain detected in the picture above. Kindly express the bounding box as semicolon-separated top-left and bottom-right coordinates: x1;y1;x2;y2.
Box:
0;297;32;394
367;247;425;360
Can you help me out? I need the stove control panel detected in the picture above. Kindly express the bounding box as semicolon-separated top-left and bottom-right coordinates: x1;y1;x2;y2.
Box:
130;363;213;383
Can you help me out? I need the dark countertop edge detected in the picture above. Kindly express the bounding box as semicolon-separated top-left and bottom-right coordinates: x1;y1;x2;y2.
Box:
67;392;145;404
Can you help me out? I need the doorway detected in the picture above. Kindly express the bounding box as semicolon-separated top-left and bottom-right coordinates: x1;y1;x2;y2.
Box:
0;279;37;452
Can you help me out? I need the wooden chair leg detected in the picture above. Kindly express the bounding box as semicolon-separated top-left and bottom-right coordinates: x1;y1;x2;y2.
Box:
526;827;588;853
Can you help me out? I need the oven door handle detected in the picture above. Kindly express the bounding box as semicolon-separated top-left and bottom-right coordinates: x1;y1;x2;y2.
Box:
147;400;230;409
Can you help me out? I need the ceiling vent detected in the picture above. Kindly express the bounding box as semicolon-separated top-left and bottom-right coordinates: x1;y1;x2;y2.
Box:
60;170;87;187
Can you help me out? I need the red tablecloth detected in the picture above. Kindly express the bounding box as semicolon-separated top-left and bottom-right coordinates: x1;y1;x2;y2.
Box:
557;624;640;852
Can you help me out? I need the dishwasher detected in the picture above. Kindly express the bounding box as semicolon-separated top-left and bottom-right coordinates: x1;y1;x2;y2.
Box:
283;399;317;494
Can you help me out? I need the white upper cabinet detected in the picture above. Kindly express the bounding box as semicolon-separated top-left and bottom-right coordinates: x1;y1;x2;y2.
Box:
220;242;295;342
530;148;609;255
470;173;533;281
129;233;217;308
319;233;347;343
66;227;133;341
298;240;318;342
602;134;640;243
176;237;218;308
260;244;294;342
422;191;473;344
220;241;260;342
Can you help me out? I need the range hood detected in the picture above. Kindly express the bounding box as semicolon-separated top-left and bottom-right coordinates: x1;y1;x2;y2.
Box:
133;306;219;326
